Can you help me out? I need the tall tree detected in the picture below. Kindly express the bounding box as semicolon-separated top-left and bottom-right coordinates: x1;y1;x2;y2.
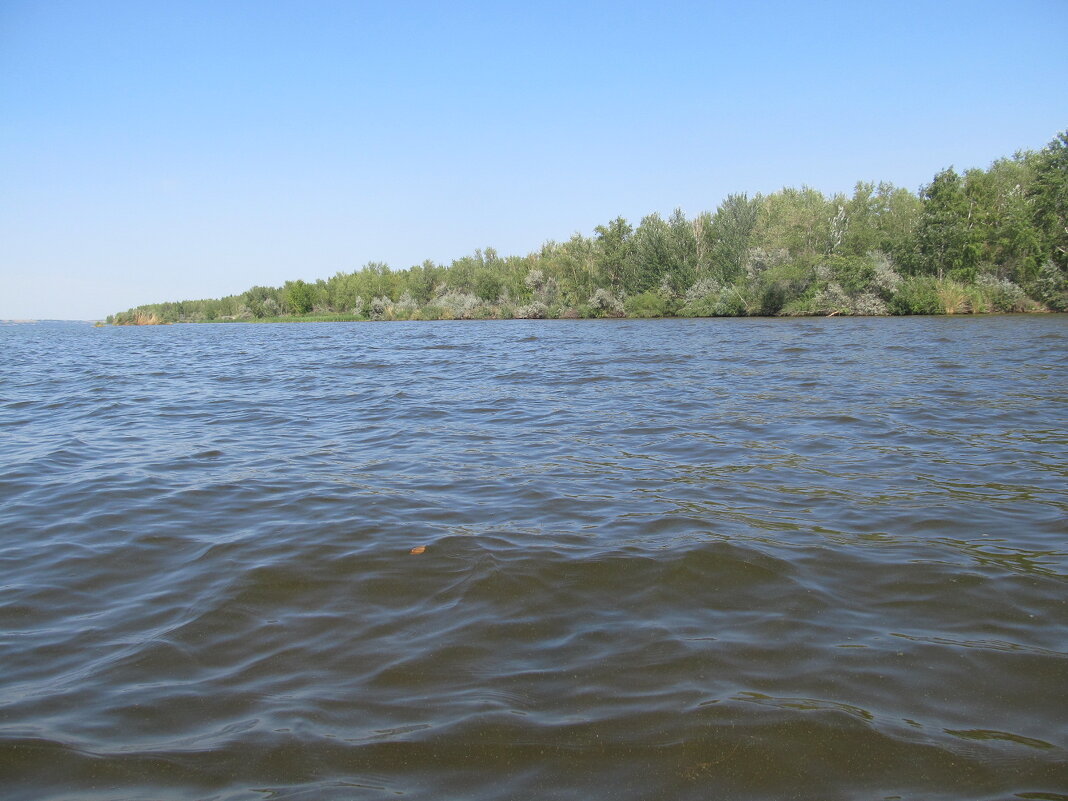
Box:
708;193;758;285
966;157;1040;282
666;207;698;293
283;280;315;315
632;213;673;293
756;186;834;259
916;168;982;280
593;217;635;293
1029;130;1068;271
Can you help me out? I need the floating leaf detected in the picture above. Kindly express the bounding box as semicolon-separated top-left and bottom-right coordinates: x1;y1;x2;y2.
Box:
409;546;426;555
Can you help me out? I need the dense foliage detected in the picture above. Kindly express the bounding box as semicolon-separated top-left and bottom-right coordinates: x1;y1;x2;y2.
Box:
110;131;1068;324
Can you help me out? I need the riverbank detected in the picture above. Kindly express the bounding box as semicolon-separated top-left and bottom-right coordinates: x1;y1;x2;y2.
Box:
110;280;1057;325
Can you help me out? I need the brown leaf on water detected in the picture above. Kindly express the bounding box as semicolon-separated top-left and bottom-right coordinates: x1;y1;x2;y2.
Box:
409;546;426;555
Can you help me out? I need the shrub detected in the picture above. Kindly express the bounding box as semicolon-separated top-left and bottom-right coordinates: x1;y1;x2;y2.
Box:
890;277;943;315
420;306;443;321
679;278;724;316
965;285;991;313
436;291;482;319
812;282;851;315
974;275;1026;312
745;247;789;280
370;296;393;320
684;277;723;304
524;269;545;290
852;292;889;316
827;254;876;295
752;262;815;315
936;280;968;314
871;252;903;297
624;291;671;318
759;282;789;315
588;288;625;317
780;295;820;316
679;295;720;317
514;301;548;319
716;285;752;316
1029;260;1068;311
395;291;419;314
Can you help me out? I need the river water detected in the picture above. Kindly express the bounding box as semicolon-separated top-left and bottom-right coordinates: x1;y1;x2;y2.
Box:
1;316;1066;800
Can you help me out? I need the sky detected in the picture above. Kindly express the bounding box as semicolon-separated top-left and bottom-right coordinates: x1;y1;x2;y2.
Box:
1;0;1066;320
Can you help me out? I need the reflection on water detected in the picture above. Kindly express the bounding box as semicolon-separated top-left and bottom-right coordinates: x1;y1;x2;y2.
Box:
0;316;1066;800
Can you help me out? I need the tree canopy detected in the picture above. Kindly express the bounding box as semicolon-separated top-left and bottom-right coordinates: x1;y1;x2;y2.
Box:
110;130;1068;324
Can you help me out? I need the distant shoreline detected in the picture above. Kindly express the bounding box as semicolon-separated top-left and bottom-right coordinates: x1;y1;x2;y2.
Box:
108;129;1068;326
107;308;1060;326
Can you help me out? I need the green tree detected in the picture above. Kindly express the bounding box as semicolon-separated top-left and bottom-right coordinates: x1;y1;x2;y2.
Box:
242;285;280;318
916;168;982;280
756;186;834;259
1029;130;1068;273
593;216;634;292
631;213;673;293
473;268;503;301
403;260;439;304
552;233;596;302
664;207;698;293
709;193;758;285
964;157;1041;282
284;279;315;315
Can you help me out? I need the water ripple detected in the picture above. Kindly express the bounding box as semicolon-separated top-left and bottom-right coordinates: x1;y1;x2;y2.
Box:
0;317;1066;800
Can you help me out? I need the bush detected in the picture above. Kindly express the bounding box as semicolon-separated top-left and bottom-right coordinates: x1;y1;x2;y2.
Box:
370;295;393;320
624;291;671;318
936;280;968;314
713;286;752;316
812;282;851;315
759;282;789;315
419;306;443;321
588;288;625;317
827;254;876;295
679;278;723;317
1029;260;1068;311
395;291;419;314
514;301;548;319
683;277;723;305
871;252;903;298
779;295;820;316
890;277;943;315
852;292;889;316
679;295;720;317
753;262;814;315
745;247;789;280
435;290;482;319
975;275;1029;312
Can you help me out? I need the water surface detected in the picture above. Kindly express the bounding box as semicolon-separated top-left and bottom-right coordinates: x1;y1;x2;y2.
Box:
1;316;1066;800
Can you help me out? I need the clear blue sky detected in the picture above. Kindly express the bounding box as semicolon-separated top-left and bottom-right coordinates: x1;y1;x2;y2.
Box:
2;0;1066;320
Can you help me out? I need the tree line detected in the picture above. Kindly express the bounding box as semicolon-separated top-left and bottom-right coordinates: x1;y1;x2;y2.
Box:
110;130;1067;324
